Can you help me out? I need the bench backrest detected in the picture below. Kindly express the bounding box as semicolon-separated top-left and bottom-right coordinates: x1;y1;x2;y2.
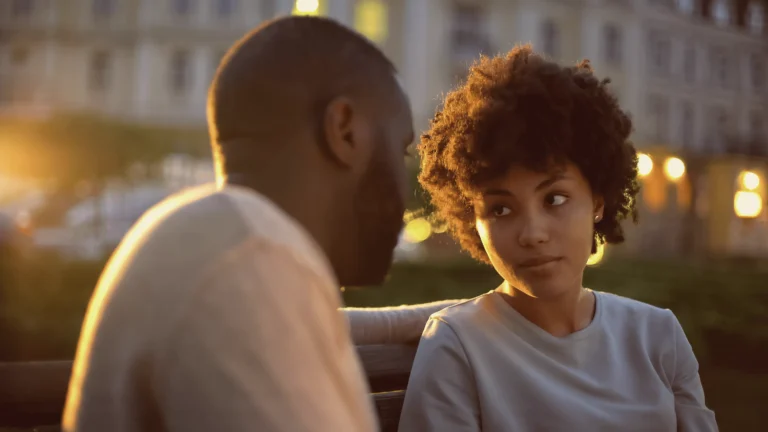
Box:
0;344;417;432
358;344;418;431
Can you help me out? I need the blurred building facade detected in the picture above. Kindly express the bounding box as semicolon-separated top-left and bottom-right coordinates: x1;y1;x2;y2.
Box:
1;0;286;124
2;0;768;260
0;0;412;125
3;0;766;139
396;0;768;148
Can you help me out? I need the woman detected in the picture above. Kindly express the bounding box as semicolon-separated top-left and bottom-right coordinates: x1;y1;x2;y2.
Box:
393;46;718;431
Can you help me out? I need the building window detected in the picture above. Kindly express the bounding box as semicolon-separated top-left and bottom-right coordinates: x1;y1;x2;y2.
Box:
676;0;695;15
172;0;195;16
683;43;696;84
709;47;729;89
748;2;765;35
11;0;34;17
449;3;490;81
89;51;111;92
211;49;227;82
648;30;671;76
260;0;277;19
355;0;388;44
541;19;560;58
93;0;115;18
750;111;764;143
603;24;622;66
647;94;669;143
649;0;675;7
750;53;764;90
170;50;191;95
451;3;486;50
681;101;694;148
712;0;730;26
215;0;237;17
707;107;728;151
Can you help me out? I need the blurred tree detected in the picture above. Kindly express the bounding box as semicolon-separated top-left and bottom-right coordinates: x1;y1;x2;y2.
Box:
0;113;208;189
0;113;209;228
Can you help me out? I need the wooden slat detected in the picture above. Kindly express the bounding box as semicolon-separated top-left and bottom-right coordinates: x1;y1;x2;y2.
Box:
0;361;72;427
372;391;406;432
32;426;61;432
357;344;417;393
0;344;417;428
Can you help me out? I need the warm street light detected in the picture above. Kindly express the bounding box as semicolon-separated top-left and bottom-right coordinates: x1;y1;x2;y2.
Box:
664;157;686;181
637;153;653;177
734;191;763;219
741;171;760;191
294;0;320;15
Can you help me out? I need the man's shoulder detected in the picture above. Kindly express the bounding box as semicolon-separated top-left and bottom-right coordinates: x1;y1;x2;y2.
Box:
133;184;332;279
217;186;336;283
141;183;294;235
120;184;248;256
134;184;241;233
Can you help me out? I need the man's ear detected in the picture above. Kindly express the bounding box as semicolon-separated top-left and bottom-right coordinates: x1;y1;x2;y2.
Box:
322;96;370;169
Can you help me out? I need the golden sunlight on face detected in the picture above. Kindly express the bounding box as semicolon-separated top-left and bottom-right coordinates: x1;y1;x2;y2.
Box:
474;163;602;300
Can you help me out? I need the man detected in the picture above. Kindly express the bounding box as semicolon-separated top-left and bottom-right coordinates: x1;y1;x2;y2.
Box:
63;16;414;432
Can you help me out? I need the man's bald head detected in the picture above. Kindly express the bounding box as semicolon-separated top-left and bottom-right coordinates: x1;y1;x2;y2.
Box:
207;16;414;287
208;16;400;178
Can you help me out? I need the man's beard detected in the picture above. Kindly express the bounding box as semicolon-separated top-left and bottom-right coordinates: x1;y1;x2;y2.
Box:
342;148;405;287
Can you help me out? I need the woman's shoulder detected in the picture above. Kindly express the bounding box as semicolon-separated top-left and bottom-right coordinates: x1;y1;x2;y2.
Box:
431;291;498;322
596;291;678;334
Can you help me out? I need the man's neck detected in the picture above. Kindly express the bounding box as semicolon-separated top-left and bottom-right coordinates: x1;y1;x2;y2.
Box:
224;174;342;279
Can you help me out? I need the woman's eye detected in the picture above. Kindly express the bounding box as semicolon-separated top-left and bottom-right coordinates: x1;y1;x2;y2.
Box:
492;206;511;217
547;194;568;206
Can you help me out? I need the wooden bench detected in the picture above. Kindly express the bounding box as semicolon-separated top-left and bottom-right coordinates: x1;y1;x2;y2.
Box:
0;344;417;432
359;344;418;431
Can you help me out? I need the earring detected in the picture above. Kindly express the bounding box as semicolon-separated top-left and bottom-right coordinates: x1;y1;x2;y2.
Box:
594;214;601;222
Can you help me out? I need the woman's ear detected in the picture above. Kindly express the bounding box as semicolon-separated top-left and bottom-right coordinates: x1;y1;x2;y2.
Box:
593;196;605;223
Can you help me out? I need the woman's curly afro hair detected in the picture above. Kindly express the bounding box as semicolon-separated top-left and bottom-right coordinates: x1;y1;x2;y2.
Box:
418;45;640;264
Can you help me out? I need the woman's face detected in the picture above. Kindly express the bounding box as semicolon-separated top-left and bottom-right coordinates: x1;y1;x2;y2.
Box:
474;162;603;300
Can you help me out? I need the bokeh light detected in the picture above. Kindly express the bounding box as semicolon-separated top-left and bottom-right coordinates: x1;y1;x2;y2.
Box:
404;217;432;243
664;157;685;181
734;191;763;218
637;153;653;177
741;171;760;191
431;221;448;234
293;0;320;15
355;0;388;43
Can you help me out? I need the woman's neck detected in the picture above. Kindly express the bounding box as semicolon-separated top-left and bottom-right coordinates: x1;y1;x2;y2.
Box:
497;282;596;337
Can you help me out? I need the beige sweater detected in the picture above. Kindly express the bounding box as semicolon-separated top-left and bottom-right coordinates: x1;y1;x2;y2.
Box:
63;185;378;432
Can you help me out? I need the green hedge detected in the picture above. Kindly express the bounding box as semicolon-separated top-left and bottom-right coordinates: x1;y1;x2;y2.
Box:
0;251;102;361
343;256;768;368
1;253;766;429
2;253;768;365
